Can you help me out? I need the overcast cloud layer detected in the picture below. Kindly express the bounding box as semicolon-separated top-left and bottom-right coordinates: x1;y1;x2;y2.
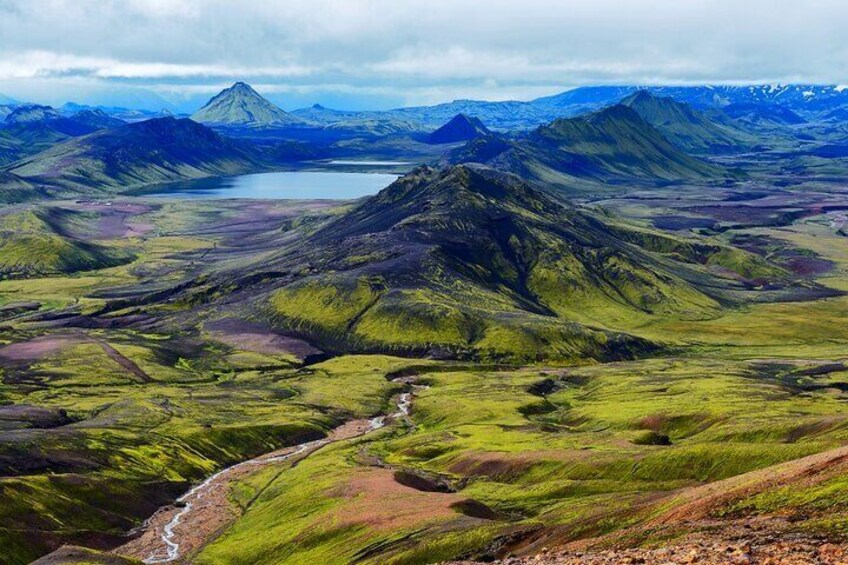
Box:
1;0;847;110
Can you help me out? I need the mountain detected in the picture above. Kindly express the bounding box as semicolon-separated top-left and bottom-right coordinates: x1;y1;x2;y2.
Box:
60;102;178;123
533;85;848;116
0;92;18;105
0;121;77;165
822;106;848;123
531;86;638;114
427;114;491;144
179;165;792;362
286;85;848;133
68;109;125;130
326;116;423;136
381;99;550;130
723;102;807;126
446;105;727;191
4;104;63;124
0;105;128;165
192;82;304;127
294;100;551;131
620;91;752;153
9;117;260;191
290;103;356;123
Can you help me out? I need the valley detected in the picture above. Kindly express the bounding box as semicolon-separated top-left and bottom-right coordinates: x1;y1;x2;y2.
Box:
1;80;848;565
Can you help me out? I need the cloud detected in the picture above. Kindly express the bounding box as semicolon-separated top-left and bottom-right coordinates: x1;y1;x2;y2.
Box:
0;51;315;80
1;0;847;108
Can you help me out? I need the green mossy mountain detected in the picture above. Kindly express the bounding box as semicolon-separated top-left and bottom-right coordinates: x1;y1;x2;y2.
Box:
192;82;304;127
620;90;753;153
446;105;729;192
175;165;791;362
9;117;260;191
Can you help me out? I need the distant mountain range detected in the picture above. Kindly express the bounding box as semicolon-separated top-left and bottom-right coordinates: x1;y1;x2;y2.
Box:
290;84;848;131
4;82;847;198
721;102;807;126
4;83;848;133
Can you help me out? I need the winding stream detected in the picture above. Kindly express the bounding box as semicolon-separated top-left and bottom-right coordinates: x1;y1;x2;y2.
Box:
123;389;420;564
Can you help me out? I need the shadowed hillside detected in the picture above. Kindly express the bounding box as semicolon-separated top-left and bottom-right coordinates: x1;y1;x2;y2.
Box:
9;117;261;191
0;209;134;277
445;105;730;192
620;90;753;153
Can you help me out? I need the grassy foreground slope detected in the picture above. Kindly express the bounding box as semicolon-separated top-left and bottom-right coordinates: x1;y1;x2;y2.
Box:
0;335;415;563
196;355;848;564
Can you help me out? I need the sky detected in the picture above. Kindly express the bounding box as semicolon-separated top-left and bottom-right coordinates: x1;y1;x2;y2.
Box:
1;0;848;112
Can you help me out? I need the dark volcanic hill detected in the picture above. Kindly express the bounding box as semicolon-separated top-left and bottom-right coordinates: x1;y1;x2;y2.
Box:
445;105;728;192
427;114;492;144
192;82;304;127
161;165;799;362
620;91;752;153
9;117;260;191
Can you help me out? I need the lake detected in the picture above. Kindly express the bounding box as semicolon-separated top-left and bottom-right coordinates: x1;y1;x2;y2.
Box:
147;171;399;200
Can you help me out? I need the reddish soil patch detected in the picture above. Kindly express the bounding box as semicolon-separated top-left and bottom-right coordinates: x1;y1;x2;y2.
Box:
0;332;152;383
99;214;155;239
205;318;323;360
327;466;472;531
0;334;87;361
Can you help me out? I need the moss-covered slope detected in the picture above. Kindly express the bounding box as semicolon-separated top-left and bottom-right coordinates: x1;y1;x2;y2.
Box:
0;209;133;278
